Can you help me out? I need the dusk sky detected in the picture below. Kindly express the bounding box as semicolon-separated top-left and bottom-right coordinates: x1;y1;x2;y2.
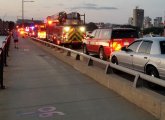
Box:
0;0;165;24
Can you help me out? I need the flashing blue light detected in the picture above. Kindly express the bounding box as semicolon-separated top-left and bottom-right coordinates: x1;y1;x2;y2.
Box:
30;26;35;30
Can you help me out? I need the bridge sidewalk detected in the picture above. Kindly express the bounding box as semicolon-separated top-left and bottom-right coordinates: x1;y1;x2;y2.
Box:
0;37;156;120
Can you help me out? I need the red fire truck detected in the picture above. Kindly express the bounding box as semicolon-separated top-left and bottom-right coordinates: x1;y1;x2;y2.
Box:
37;24;46;39
46;11;86;47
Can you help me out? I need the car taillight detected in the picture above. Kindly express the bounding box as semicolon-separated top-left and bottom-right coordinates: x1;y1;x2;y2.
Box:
113;42;122;51
109;41;122;52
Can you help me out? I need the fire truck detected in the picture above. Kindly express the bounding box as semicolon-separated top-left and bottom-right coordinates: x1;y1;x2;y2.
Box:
37;24;46;39
46;11;86;47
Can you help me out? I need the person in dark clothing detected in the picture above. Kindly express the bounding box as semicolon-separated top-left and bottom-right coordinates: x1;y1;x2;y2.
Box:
12;29;19;48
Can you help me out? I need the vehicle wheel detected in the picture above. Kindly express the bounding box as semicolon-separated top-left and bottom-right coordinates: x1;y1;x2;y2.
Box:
146;66;159;78
111;56;118;65
83;44;89;55
146;66;160;88
99;47;106;60
111;56;119;73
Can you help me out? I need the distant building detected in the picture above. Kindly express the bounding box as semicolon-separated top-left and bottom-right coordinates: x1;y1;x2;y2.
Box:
154;17;163;27
144;16;152;28
104;23;112;28
133;7;144;29
128;17;133;25
95;22;105;29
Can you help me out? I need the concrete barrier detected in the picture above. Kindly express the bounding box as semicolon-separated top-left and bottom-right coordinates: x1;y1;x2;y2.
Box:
31;38;165;120
161;102;165;120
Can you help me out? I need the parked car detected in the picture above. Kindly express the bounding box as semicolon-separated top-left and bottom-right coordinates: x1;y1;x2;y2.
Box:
83;28;138;60
143;33;160;37
111;37;165;79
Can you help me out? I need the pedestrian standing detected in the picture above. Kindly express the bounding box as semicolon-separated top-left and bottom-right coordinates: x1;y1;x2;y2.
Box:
12;29;19;48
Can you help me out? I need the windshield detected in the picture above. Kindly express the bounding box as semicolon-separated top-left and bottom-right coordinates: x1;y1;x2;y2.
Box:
160;41;165;54
40;28;46;31
67;12;80;20
112;29;138;39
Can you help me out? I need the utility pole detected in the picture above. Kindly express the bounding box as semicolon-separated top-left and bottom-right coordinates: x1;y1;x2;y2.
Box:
22;0;34;27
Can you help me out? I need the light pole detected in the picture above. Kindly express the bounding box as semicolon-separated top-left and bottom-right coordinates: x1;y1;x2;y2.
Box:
22;0;34;27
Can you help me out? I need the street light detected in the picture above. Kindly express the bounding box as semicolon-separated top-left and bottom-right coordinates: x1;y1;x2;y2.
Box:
22;0;34;27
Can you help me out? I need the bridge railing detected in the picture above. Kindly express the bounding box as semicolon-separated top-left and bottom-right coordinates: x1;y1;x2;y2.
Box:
32;37;165;89
0;35;11;89
31;37;165;119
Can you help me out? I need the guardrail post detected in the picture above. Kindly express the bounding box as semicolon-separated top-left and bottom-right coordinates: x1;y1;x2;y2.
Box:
87;58;93;66
133;74;142;88
76;54;80;60
105;64;113;74
0;48;5;89
67;51;71;56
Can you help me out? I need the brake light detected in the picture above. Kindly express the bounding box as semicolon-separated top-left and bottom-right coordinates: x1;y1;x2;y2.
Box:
48;20;53;25
113;42;122;51
109;41;122;52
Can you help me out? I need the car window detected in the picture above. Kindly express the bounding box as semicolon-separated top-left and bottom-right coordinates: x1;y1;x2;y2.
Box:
160;41;165;54
111;29;138;39
127;41;141;52
99;29;111;39
90;30;97;38
95;30;101;38
138;41;152;54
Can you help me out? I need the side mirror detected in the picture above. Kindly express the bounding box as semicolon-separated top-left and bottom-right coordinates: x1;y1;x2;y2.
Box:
121;46;132;52
89;35;94;38
121;46;127;51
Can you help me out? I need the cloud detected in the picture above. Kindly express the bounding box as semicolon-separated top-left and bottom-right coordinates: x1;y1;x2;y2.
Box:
44;6;51;9
70;3;117;10
83;3;97;7
57;3;64;6
43;3;64;9
71;6;117;10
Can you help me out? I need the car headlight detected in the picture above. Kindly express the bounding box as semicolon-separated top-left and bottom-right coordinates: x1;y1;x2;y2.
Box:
79;26;85;32
64;27;70;32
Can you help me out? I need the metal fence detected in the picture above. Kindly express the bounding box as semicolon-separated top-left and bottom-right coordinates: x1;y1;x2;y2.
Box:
32;37;165;89
0;35;10;89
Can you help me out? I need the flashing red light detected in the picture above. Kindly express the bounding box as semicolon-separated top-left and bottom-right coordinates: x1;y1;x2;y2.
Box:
48;20;53;25
57;40;60;45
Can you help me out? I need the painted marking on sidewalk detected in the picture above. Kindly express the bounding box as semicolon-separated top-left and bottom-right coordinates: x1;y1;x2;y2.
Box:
18;106;65;118
23;49;29;51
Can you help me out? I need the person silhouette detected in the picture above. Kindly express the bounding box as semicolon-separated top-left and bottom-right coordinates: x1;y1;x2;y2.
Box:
12;29;19;48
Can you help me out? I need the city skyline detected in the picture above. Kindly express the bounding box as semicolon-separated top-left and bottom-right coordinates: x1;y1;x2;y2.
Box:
0;0;165;24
